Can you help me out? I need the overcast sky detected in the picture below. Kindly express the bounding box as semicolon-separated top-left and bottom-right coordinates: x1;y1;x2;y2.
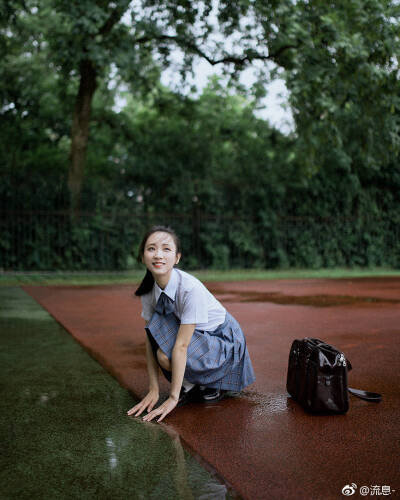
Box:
120;4;294;134
160;57;294;134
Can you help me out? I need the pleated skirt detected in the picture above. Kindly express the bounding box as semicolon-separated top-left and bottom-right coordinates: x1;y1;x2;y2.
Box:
146;311;255;391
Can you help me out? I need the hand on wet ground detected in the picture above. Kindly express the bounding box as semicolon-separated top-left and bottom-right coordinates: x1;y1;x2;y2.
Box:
127;390;159;417
142;396;178;423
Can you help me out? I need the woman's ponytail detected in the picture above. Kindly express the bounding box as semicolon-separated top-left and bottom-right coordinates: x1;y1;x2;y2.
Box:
135;269;155;296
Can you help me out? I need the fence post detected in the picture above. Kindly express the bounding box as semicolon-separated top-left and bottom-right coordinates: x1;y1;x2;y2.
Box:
192;201;201;265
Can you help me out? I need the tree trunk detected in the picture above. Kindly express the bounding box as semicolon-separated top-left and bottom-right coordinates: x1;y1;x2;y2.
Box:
68;58;97;215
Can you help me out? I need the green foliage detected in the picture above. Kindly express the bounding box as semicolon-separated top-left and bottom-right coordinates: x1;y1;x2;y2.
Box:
0;210;136;271
1;0;399;270
268;0;400;174
2;77;399;270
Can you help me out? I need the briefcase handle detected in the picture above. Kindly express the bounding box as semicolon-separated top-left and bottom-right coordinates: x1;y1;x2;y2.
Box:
301;338;383;404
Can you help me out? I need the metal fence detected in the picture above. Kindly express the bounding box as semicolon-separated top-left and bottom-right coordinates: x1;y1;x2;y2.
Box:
1;210;399;271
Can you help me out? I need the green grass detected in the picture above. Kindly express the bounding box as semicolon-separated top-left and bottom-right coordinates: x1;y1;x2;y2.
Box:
1;267;400;286
0;287;232;500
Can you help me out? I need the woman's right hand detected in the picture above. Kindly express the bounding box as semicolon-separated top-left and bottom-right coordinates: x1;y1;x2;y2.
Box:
127;390;160;417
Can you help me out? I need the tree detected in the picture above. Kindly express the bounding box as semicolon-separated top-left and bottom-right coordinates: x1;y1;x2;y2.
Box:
254;0;400;174
55;0;299;213
2;0;399;218
3;0;303;213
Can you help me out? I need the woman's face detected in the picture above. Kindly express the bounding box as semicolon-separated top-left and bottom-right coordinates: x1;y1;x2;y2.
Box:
142;231;181;280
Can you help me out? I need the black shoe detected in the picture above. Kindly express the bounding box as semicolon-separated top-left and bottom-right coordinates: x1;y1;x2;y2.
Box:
177;385;200;407
200;387;226;402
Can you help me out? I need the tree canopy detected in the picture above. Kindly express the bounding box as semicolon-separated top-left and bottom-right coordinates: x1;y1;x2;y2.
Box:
1;0;399;270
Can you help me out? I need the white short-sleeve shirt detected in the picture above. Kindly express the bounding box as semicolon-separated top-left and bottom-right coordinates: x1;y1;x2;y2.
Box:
140;268;226;331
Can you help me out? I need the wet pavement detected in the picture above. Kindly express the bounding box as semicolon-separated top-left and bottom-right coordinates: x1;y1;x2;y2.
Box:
0;288;231;500
22;278;400;500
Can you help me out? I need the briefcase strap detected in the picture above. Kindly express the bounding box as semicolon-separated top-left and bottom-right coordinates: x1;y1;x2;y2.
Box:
348;387;382;402
346;356;382;402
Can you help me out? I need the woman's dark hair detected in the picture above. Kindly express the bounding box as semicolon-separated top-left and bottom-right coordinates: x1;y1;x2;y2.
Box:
135;225;181;296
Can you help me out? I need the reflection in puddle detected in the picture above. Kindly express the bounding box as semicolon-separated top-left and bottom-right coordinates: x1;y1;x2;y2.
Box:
159;424;194;500
105;437;118;470
210;289;400;307
139;422;228;500
196;483;228;499
37;391;58;405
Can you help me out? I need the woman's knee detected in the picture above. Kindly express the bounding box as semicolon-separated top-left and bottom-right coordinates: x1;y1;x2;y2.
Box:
157;348;171;370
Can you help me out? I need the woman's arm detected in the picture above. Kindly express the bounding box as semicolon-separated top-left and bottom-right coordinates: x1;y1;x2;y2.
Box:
170;324;196;400
142;323;196;422
145;334;160;392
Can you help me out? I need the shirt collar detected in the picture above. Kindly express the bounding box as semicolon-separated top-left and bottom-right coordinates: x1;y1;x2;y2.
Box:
154;268;178;303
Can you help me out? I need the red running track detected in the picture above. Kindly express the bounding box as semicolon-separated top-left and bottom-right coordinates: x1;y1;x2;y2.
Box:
24;278;400;500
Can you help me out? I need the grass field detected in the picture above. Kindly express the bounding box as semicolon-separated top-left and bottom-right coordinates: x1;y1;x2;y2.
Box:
0;287;231;499
1;267;400;286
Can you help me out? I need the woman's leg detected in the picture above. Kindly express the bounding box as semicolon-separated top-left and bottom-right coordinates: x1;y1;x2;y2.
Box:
157;348;197;398
157;348;171;371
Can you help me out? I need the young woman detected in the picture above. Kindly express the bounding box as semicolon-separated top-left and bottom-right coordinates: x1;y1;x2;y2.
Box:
127;225;255;422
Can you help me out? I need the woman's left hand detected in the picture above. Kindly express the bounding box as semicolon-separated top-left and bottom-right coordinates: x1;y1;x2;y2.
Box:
142;396;178;422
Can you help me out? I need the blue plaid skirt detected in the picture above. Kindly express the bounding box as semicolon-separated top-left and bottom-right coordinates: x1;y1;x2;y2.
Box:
146;311;255;391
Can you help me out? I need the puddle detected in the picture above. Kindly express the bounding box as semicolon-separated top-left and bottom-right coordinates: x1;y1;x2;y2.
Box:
0;287;233;500
210;289;400;307
240;391;291;415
